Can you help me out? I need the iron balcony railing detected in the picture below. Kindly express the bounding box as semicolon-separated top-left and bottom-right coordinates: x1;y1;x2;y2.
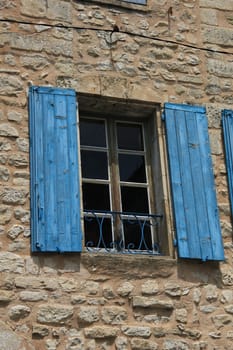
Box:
83;210;163;255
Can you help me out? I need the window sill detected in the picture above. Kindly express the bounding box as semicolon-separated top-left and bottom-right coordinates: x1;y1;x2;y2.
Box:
82;0;150;12
81;251;176;278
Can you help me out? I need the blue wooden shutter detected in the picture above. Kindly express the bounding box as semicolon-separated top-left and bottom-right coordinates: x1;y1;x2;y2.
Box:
222;109;233;219
29;86;82;252
164;103;224;261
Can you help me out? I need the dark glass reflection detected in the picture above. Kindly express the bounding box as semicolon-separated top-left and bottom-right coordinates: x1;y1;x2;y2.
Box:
119;154;146;182
81;150;108;180
121;186;149;213
117;123;143;151
123;220;152;250
83;183;110;210
80;119;106;147
84;218;112;248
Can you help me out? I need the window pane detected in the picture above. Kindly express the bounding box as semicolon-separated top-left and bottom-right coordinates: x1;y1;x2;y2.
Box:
123;220;152;250
119;154;146;182
84;218;112;248
117;123;143;151
81;150;108;180
80;119;106;147
83;183;110;211
121;186;149;213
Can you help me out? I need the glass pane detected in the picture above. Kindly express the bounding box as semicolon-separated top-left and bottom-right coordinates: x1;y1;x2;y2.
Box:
84;217;112;248
81;150;108;180
80;119;106;147
117;123;143;151
83;183;110;211
119;154;146;182
123;220;152;250
121;186;149;213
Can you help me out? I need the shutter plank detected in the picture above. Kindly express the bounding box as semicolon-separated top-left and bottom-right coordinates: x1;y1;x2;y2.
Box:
222;110;233;222
164;103;224;261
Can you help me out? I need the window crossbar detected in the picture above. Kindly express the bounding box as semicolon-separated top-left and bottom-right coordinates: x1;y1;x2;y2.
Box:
83;210;163;255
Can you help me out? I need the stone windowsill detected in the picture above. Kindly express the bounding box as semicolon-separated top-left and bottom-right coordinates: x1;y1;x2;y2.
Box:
82;0;151;12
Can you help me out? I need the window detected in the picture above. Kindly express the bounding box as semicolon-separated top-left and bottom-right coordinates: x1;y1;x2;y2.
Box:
80;116;161;253
29;86;224;261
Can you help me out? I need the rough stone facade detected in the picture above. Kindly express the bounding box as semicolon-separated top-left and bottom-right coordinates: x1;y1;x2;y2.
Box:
1;0;233;349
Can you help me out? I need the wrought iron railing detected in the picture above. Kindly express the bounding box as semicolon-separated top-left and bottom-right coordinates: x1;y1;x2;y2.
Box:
83;210;163;255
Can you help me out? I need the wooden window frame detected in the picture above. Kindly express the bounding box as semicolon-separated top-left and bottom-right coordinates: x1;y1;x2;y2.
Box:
78;95;172;256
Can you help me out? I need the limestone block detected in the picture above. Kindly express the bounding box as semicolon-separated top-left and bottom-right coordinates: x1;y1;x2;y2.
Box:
9;239;27;252
0;166;10;181
59;278;78;292
101;306;127;324
32;324;49;338
78;306;100;323
0;205;12;224
200;9;217;26
203;28;233;47
207;59;233;78
7;111;22;123
25;257;39;275
103;285;116;299
16;138;29;152
0;252;24;273
175;308;188;323
46;0;71;22
132;296;174;310
0;141;11;151
9;304;31;320
122;326;151;338
0;75;23;96
8;154;28;167
224;304;233;314
115;336;128;350
7;224;24;240
71;294;86;305
0;290;14;303
84;326;119;338
117;282;134;297
14;207;30;223
212;314;232;328
141;280;159;296
20;54;49;70
221;290;233;304
87;297;106;305
37;304;74;324
204;285;218;302
200;0;233;10
1;188;28;205
193;288;202;304
130;338;158;350
0;123;18;137
20;291;48;302
163;339;189;350
79;281;100;295
164;282;182;297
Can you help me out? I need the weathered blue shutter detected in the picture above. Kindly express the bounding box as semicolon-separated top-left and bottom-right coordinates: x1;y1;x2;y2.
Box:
29;86;82;252
164;103;224;261
222;109;233;219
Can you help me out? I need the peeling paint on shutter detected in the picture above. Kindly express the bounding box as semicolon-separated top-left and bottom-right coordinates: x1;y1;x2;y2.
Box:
164;103;224;261
29;86;82;252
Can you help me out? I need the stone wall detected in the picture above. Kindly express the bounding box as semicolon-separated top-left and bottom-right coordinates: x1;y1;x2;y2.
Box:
0;0;233;349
